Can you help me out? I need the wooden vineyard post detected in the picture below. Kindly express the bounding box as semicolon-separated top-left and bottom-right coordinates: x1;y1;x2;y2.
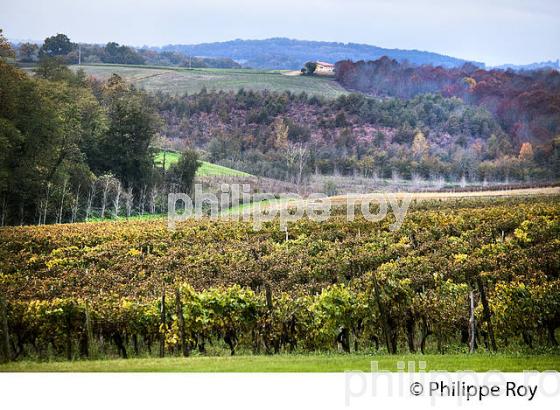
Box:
159;287;166;358
85;303;95;359
175;288;188;357
0;293;10;363
468;290;476;353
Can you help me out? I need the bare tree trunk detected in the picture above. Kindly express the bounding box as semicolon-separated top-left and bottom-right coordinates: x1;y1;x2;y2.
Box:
140;185;147;216
113;180;122;218
42;183;51;225
125;186;134;219
57;179;67;224
71;185;81;223
86;183;95;221
284;143;298;183
149;187;157;214
296;143;308;192
37;200;43;225
100;178;110;219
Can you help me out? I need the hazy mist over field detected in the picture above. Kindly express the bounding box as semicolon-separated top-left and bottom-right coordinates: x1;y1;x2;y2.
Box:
2;0;559;66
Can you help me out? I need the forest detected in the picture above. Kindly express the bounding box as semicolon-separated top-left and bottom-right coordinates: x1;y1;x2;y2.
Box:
335;57;560;148
154;88;558;183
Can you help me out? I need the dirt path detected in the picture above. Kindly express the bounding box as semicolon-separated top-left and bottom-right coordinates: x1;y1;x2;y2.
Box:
327;186;560;205
256;186;560;213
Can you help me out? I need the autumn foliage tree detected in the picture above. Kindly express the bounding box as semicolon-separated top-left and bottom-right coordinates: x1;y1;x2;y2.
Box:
335;58;560;152
519;142;534;161
0;29;14;59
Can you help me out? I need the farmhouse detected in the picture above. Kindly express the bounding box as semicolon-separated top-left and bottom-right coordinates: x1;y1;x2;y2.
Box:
315;61;335;75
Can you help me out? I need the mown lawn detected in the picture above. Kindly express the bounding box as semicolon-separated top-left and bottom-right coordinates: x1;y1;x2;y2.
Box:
154;150;181;170
197;161;251;177
154;150;250;176
1;353;558;372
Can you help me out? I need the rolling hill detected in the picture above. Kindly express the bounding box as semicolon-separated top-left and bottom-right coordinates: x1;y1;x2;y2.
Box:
72;64;348;97
158;38;483;70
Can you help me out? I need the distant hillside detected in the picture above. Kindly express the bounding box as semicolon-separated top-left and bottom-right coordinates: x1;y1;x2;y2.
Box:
159;38;482;69
494;60;559;72
335;57;560;146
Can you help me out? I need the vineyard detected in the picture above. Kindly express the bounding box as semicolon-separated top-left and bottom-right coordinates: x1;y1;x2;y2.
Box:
0;196;559;362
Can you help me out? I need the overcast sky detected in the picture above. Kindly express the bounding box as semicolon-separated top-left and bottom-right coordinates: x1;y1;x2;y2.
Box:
1;0;559;66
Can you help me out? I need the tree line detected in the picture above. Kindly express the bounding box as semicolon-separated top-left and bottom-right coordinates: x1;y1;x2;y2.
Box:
13;33;240;68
